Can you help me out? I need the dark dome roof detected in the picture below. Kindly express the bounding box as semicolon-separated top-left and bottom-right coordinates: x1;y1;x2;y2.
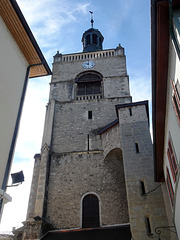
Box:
81;27;104;52
81;28;104;42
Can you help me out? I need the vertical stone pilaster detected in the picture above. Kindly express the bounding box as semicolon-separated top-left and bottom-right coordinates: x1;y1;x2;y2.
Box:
42;99;56;147
33;144;50;218
13;219;42;240
31;98;55;218
13;144;51;240
26;154;41;219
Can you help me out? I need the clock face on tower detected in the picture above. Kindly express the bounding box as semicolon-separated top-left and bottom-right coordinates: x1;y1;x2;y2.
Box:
82;60;94;69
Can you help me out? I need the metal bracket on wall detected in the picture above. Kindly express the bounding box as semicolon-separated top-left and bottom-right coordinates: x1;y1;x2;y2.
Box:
155;226;177;240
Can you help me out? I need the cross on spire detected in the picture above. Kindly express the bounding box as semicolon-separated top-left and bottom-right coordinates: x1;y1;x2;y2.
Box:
89;11;94;28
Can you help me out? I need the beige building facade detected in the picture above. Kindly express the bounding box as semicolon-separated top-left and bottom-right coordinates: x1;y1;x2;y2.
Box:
0;0;51;221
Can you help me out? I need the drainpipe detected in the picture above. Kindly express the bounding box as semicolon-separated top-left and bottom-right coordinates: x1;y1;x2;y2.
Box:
0;63;43;220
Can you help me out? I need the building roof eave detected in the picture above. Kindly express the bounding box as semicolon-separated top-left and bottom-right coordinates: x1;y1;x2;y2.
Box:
116;100;150;125
98;119;119;135
0;0;52;78
151;0;169;182
40;224;131;240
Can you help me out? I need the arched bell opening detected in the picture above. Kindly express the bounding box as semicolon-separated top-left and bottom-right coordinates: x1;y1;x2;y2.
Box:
75;71;103;100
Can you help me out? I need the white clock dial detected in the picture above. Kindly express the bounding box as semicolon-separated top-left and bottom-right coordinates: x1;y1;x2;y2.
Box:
82;60;94;69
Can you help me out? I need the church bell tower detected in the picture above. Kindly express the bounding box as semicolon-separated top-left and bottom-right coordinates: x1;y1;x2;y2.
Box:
15;15;170;240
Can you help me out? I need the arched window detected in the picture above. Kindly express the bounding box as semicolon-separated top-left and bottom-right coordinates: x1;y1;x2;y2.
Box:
92;34;97;44
75;71;103;96
82;194;100;228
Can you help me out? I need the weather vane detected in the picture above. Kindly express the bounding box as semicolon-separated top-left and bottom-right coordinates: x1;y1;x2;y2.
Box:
89;11;94;28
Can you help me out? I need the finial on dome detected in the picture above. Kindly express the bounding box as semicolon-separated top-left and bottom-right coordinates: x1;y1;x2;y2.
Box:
89;11;94;28
82;12;104;52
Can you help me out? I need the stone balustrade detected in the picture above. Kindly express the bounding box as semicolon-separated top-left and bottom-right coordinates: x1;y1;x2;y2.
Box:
54;48;125;63
76;94;102;101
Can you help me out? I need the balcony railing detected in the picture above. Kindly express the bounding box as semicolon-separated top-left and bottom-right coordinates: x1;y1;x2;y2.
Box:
76;94;102;101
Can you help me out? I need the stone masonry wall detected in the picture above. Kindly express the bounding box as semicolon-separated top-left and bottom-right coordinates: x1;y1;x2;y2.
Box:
23;46;134;239
101;123;121;158
43;48;131;231
45;151;129;229
50;50;130;103
118;104;170;240
52;98;125;154
52;54;127;83
49;76;131;103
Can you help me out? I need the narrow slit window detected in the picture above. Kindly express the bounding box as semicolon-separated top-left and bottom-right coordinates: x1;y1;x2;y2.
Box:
87;134;90;152
145;217;152;235
139;180;146;195
135;143;139;153
129;108;132;116
88;111;92;119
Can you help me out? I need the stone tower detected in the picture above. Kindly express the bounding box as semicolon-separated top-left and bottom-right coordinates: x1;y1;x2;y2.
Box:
14;21;170;240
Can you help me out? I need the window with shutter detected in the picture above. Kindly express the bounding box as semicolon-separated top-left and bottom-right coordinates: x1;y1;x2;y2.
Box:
166;167;174;207
167;136;178;183
171;79;180;125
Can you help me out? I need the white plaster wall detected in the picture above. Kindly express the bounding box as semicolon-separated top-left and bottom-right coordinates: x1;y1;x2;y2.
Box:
0;16;29;187
164;35;180;239
175;188;180;239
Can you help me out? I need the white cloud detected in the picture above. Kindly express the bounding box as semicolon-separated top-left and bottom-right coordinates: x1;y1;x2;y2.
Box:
128;66;151;101
74;3;90;15
17;0;90;51
129;69;153;139
130;76;151;102
103;0;136;37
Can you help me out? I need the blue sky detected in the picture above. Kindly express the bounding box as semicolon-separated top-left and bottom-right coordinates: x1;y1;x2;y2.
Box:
0;0;151;233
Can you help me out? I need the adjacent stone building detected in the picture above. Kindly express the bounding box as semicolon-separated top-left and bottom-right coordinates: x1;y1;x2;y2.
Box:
14;20;170;240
